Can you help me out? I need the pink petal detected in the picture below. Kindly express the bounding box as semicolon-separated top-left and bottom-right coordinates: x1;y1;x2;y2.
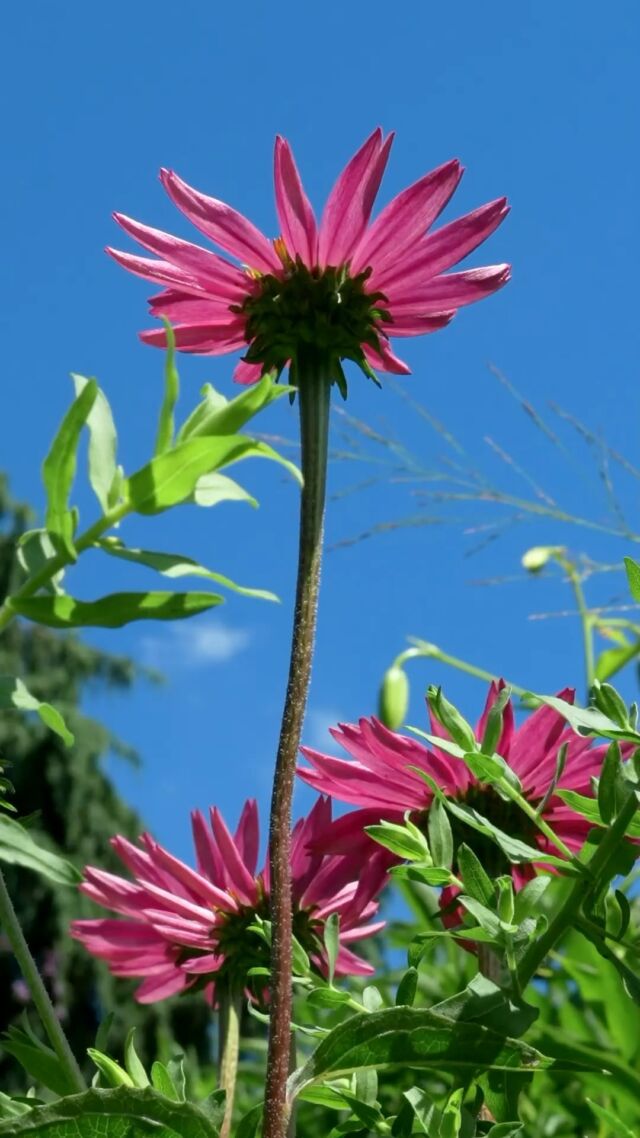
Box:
374;197;509;291
305;807;404;856
318;129;393;267
210;807;259;906
297;750;422;809
351;159;462;277
191;809;226;885
274;136;318;265
182;952;225;975
148;289;238;323
107;247;213;295
233;799;260;877
362;339;411;375
334;944;376;977
135;967;187;1003
385;265;511;314
508;689;575;785
143;838;238;913
233;359;264;385
113;214;248;300
139;323;246;354
381;312;455;337
160;168;281;274
136;878;227;923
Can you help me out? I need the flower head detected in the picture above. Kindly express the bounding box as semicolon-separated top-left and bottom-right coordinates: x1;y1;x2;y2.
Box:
71;797;387;1004
298;683;611;885
109;129;509;391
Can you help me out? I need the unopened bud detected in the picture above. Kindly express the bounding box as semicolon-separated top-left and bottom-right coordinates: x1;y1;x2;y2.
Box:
427;686;477;752
521;545;565;573
497;876;515;925
378;665;409;730
481;686;512;755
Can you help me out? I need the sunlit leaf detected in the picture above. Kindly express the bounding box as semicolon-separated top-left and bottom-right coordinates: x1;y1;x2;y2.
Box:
72;375;118;513
42;379;98;558
0;676;74;746
96;538;277;602
0;815;81;885
177;374;291;442
16;530;65;595
0;1085;220;1138
11;592;223;629
287;1006;550;1100
154;322;180;456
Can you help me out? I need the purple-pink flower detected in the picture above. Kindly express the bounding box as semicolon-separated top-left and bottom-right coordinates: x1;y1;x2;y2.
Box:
109;129;509;387
71;797;387;1004
298;683;610;886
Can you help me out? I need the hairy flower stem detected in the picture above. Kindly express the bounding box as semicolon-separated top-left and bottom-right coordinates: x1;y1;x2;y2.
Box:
0;868;86;1094
263;361;331;1138
219;986;243;1138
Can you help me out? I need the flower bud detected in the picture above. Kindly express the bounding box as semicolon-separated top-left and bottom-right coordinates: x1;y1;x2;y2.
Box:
378;665;409;730
427;686;477;752
521;545;565;573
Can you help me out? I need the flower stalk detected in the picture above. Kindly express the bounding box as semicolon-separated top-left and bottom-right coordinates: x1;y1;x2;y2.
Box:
0;868;86;1094
263;358;331;1138
218;985;243;1138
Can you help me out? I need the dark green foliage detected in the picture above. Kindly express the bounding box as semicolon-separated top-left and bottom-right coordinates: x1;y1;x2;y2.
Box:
0;474;211;1090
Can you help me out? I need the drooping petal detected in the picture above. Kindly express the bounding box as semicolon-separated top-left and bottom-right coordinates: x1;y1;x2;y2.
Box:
107;248;212;295
508;689;575;784
374;198;510;291
233;359;264;385
298;749;421;809
351;159;462;277
233;798;260;877
113;214;249;300
362;339;412;375
210;807;260;906
318;129;393;267
334;944;375;977
139;323;246;354
148;289;238;323
385;265;511;314
143;837;238;913
160;169;281;274
135;967;188;1003
380;312;455;337
274;136;318;265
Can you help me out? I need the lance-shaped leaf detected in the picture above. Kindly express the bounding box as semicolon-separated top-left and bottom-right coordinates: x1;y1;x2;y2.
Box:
96;538;277;602
11;591;223;629
0;676;74;746
155;321;180;455
522;693;640;744
42;379;98;558
177;374;291;442
72;375;118;512
287;1007;550;1101
555;789;640;838
192;472;257;509
17;530;65;595
0;1085;220;1138
0;815;81;885
624;556;640;602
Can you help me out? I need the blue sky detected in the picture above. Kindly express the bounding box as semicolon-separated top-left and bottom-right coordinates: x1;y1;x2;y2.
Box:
3;2;639;862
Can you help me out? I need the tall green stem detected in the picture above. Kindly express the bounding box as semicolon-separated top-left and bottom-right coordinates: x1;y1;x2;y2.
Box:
0;868;86;1094
218;986;242;1138
263;363;331;1138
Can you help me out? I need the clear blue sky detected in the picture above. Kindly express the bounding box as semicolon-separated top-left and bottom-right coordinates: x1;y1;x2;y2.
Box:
3;2;639;861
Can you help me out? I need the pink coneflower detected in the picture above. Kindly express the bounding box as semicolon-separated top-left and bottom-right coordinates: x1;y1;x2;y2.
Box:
109;129;509;390
298;683;610;885
71;797;387;1004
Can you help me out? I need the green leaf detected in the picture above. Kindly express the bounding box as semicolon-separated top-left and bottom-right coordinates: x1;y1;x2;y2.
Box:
587;1098;635;1137
395;967;418;1007
96;538;277;602
124;437;257;515
624;556;640;602
522;692;640;744
88;1049;134;1088
513;876;551;923
457;844;494;906
234;1103;262;1138
177;374;291;441
427;798;453;869
0;676;74;747
486;1125;524;1137
11;592;223;629
124;1030;149;1088
17;530;65;595
42;379;98;559
0;1092;33;1120
598;741;629;823
431;975;538;1038
595;640;640;683
72;376;118;513
0;815;81;884
458;896;502;939
365;820;429;861
555;789;640;837
1;1026;79;1097
150;1063;178;1101
155;322;180;455
287;1007;550;1100
192;472;257;509
323;913;340;986
0;1086;220;1137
